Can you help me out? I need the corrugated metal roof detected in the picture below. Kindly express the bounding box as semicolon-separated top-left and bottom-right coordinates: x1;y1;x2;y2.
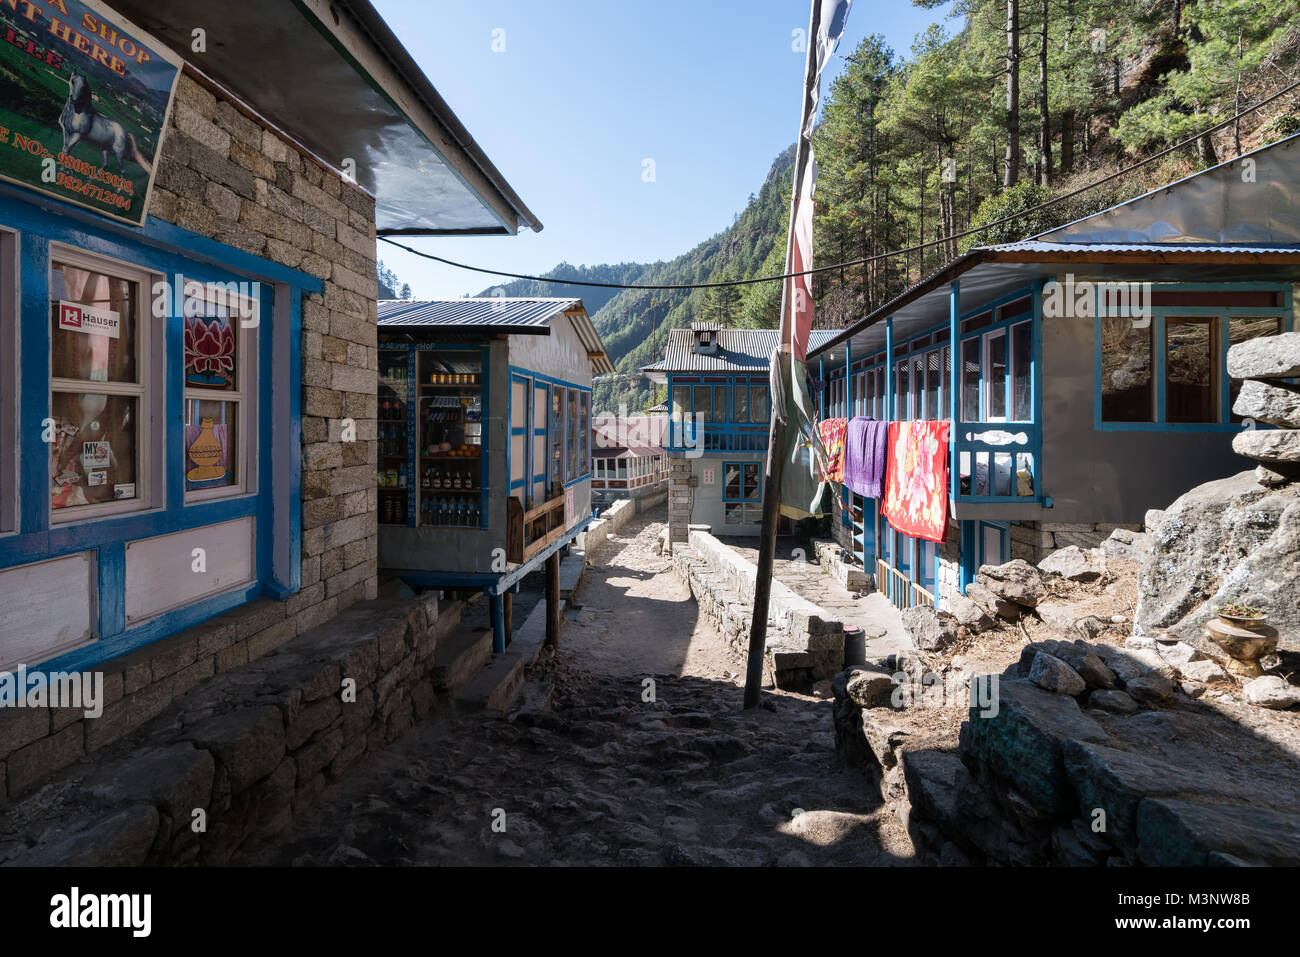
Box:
644;328;841;374
378;297;614;373
378;297;582;327
986;241;1300;255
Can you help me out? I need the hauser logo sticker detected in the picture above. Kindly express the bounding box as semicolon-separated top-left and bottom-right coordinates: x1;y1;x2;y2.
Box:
59;301;120;338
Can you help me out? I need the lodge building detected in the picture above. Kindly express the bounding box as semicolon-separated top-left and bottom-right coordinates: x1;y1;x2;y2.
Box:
0;0;543;797
650;133;1300;611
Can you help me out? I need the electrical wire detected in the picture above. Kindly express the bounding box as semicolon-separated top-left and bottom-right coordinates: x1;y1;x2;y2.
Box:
379;76;1300;293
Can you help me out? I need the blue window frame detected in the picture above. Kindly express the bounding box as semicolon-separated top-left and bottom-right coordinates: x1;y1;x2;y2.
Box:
0;186;316;680
1094;285;1293;431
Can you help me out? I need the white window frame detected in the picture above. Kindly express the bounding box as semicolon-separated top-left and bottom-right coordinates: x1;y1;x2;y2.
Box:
49;245;160;525
182;277;258;503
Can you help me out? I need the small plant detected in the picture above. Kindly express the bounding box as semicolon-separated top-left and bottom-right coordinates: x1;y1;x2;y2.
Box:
1215;602;1266;619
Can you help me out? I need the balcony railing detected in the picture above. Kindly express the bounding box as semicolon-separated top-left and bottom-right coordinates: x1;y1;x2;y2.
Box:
877;559;936;611
665;420;767;453
506;490;567;564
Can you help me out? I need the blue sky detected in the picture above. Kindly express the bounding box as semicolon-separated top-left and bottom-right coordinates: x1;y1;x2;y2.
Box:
374;0;958;299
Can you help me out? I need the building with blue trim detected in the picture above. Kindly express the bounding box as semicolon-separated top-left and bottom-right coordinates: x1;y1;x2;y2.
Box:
810;133;1300;610
0;0;538;796
376;297;613;652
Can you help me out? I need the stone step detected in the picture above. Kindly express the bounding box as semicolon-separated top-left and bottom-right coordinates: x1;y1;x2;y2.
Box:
513;680;555;713
454;652;527;712
559;550;586;600
431;628;493;693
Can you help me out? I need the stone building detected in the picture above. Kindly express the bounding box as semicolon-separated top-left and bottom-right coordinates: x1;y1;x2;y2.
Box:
0;0;537;800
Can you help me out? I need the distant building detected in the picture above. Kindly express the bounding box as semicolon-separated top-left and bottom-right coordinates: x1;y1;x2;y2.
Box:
643;325;837;539
591;415;668;510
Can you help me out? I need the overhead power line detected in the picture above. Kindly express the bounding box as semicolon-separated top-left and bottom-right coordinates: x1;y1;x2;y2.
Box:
379;77;1300;293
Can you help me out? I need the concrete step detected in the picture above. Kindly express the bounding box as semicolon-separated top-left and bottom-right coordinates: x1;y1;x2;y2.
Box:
431;628;493;693
559;549;586;600
454;651;527;712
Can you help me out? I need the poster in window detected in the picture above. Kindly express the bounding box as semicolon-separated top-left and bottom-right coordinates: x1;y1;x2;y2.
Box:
0;0;183;225
184;400;236;491
184;312;237;389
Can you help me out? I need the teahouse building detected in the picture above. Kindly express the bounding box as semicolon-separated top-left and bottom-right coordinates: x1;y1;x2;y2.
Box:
0;0;538;792
376;297;613;651
810;133;1300;610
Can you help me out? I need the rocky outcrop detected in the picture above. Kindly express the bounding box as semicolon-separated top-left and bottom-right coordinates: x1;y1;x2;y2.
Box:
1134;469;1300;650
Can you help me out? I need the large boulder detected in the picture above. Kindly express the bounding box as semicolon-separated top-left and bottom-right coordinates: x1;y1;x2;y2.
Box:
1134;470;1300;650
1029;652;1087;697
1101;528;1155;564
1037;545;1103;582
1232;379;1300;428
964;580;1021;620
975;559;1046;608
900;605;959;652
1226;330;1300;380
1232;429;1300;464
946;593;994;632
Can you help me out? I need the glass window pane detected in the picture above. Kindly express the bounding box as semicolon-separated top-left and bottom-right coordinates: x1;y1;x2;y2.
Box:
671;384;689;422
961;338;980;422
692;385;710;423
750;385;766;423
895;360;909;420
743;463;760;500
567;389;581;480
51;261;139;383
1165;318;1217;424
940;346;951;420
912;355;925;419
1012;321;1032;421
1230;317;1283;423
185;399;239;491
986;331;1007;420
183;302;238;392
551;387;565;490
733;383;748;422
725;462;741;499
925;350;940;420
712;384;727;422
51;392;138;508
580;392;591;475
1101;318;1153;422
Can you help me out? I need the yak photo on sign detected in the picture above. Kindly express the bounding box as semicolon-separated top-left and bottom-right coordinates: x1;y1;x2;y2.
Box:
0;0;181;225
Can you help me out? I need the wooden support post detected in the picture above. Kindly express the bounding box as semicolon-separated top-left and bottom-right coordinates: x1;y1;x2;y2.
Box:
490;593;505;653
545;550;561;649
503;591;513;643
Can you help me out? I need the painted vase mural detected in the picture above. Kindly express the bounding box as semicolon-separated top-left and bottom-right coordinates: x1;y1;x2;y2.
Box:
186;416;228;487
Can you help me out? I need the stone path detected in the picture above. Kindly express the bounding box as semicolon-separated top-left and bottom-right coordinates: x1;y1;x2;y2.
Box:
240;508;901;866
722;538;910;663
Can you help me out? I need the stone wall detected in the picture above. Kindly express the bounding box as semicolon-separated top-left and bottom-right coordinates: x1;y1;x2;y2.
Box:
667;458;693;545
671;530;844;688
0;71;380;802
0;592;456;865
580;498;636;552
1011;521;1141;564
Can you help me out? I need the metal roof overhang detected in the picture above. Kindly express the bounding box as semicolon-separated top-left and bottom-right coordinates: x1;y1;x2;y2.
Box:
810;246;1300;366
112;0;541;236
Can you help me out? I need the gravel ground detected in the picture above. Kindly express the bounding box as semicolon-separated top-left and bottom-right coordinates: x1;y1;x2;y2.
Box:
240;507;899;866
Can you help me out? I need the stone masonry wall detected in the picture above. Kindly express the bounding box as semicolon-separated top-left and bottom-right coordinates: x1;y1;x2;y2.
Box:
1011;521;1143;564
0;593;456;865
668;458;693;545
0;71;379;803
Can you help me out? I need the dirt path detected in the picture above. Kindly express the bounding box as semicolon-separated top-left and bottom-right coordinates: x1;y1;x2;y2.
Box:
241;507;898;866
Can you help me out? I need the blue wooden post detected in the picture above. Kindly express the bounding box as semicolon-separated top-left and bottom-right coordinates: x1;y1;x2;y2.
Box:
818;355;826;418
845;338;853;413
949;281;970;593
884;318;894;421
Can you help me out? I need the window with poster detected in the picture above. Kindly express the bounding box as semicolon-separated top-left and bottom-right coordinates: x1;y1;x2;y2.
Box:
49;249;154;520
182;280;256;500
